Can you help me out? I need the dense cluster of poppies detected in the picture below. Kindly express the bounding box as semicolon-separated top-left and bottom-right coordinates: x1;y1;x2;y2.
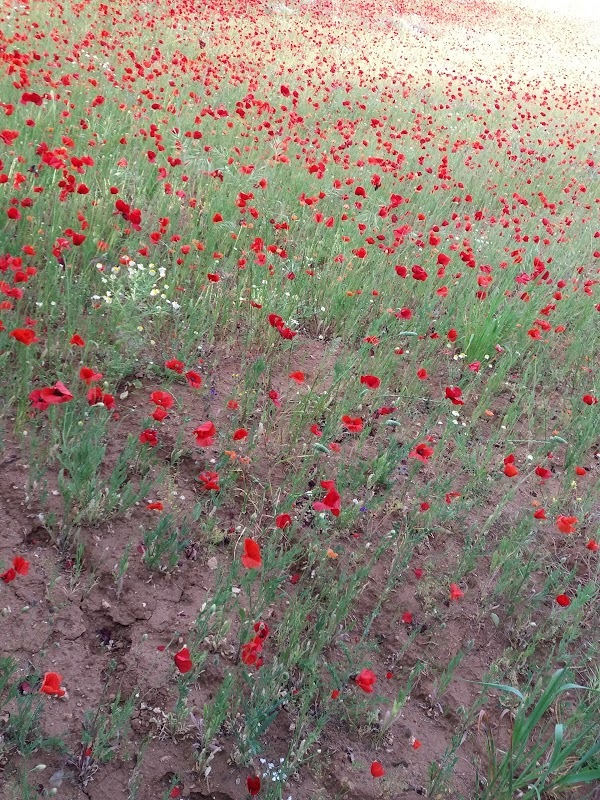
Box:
0;0;598;794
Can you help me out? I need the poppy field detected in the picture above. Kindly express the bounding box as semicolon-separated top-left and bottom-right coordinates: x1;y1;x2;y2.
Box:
0;0;599;797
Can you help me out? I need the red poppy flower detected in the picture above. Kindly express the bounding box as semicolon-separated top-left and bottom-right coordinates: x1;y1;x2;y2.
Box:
445;386;464;405
503;453;519;477
310;424;322;437
147;501;164;511
331;689;340;699
174;647;193;673
535;465;552;480
409;443;434;463
9;328;38;345
185;370;202;388
241;638;263;668
12;556;29;576
246;775;261;796
341;415;363;433
416;368;429;380
193;421;216;447
276;513;292;529
241;538;262;569
371;761;385;778
268;390;282;408
582;394;597;405
233;428;248;441
586;540;598;552
556;515;578;534
289;371;305;384
165;358;185;374
313;480;341;517
87;387;103;406
533;508;547;520
278;326;297;340
40;672;66;697
227;399;239;410
139;429;158;446
152;407;169;421
355;668;376;693
150;390;174;409
253;620;269;640
29;381;73;411
1;567;16;583
574;466;587;476
21;92;44;106
79;366;103;385
449;583;464;600
360;375;381;389
198;471;220;491
402;611;413;624
268;313;284;330
555;594;571;607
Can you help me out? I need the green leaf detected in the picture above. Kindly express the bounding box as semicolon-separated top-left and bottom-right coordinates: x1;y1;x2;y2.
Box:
556;768;600;787
547;723;564;771
479;681;524;701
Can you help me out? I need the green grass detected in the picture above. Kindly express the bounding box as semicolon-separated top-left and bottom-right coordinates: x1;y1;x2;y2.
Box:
0;0;598;797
